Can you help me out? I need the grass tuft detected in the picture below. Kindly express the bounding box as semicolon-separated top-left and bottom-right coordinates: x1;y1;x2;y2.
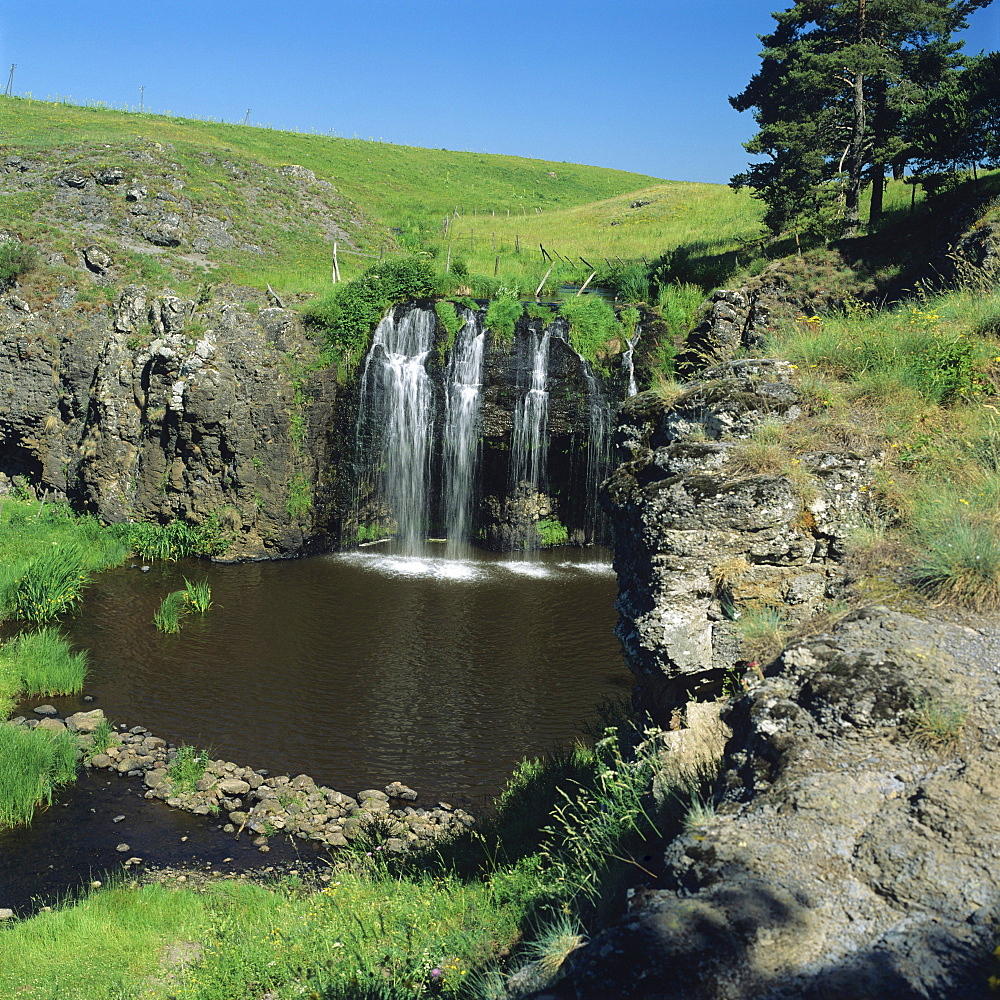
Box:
907;697;968;751
166;745;210;794
0;627;88;697
0;725;78;828
911;517;1000;610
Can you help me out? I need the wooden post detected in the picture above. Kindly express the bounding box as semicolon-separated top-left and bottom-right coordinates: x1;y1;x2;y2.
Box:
535;264;554;298
577;271;597;296
516;235;521;254
445;242;452;273
539;244;551;262
492;232;497;253
494;255;499;276
579;256;594;270
471;228;475;252
442;215;450;238
332;243;341;283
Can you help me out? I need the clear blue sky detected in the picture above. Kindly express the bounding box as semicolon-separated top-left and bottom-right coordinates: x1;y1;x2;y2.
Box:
3;1;999;184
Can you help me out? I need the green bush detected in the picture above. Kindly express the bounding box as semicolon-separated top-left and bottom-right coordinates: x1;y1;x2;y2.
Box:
485;296;523;344
0;240;38;286
559;295;622;367
536;517;569;547
434;300;466;356
301;255;436;370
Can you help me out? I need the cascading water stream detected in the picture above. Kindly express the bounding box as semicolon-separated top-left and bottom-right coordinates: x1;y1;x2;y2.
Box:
579;361;612;542
356;306;436;552
441;309;485;551
510;322;553;541
623;323;642;397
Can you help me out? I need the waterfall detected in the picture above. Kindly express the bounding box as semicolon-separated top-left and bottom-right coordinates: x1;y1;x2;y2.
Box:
623;323;641;397
441;309;485;549
580;361;612;542
510;322;552;510
356;306;436;551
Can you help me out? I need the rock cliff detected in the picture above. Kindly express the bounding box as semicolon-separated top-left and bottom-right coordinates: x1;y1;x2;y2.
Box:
0;283;338;558
563;607;1000;999
603;358;876;715
557;343;1000;998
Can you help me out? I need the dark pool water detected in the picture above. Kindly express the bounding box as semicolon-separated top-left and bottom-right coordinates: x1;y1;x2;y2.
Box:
58;545;631;805
1;546;630;912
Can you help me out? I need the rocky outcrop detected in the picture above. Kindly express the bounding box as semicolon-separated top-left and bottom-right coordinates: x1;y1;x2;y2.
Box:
563;607;1000;999
603;358;876;716
566;344;1000;999
5;710;475;852
0;284;338;559
1;143;363;261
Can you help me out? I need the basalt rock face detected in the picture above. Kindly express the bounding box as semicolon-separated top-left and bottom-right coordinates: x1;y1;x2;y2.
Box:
562;607;1000;999
602;358;876;717
0;285;339;559
571;346;1000;998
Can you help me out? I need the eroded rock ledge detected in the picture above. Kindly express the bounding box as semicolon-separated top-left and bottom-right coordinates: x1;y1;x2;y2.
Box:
602;358;876;716
568;355;1000;999
564;607;1000;999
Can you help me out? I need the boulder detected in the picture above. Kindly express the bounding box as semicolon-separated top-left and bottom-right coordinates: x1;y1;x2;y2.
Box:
66;709;105;733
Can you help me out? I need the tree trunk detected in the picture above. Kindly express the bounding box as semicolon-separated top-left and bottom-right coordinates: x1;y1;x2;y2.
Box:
844;0;868;237
869;163;885;226
844;68;866;236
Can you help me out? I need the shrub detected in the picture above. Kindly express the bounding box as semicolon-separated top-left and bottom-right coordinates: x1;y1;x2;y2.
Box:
434;299;466;356
559;295;622;367
536;517;569;547
484;295;523;344
301;255;436;370
0;240;38;286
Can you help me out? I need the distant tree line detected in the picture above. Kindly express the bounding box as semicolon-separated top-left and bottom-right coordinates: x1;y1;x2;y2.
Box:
730;0;999;237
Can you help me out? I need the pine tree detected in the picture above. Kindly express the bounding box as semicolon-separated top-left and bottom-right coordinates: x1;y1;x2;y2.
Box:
731;0;993;236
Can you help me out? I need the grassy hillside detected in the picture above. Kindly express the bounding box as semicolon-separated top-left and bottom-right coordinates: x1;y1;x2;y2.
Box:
2;96;660;237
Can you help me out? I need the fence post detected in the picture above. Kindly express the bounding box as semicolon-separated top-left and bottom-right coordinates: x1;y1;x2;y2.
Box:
535;264;554;298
